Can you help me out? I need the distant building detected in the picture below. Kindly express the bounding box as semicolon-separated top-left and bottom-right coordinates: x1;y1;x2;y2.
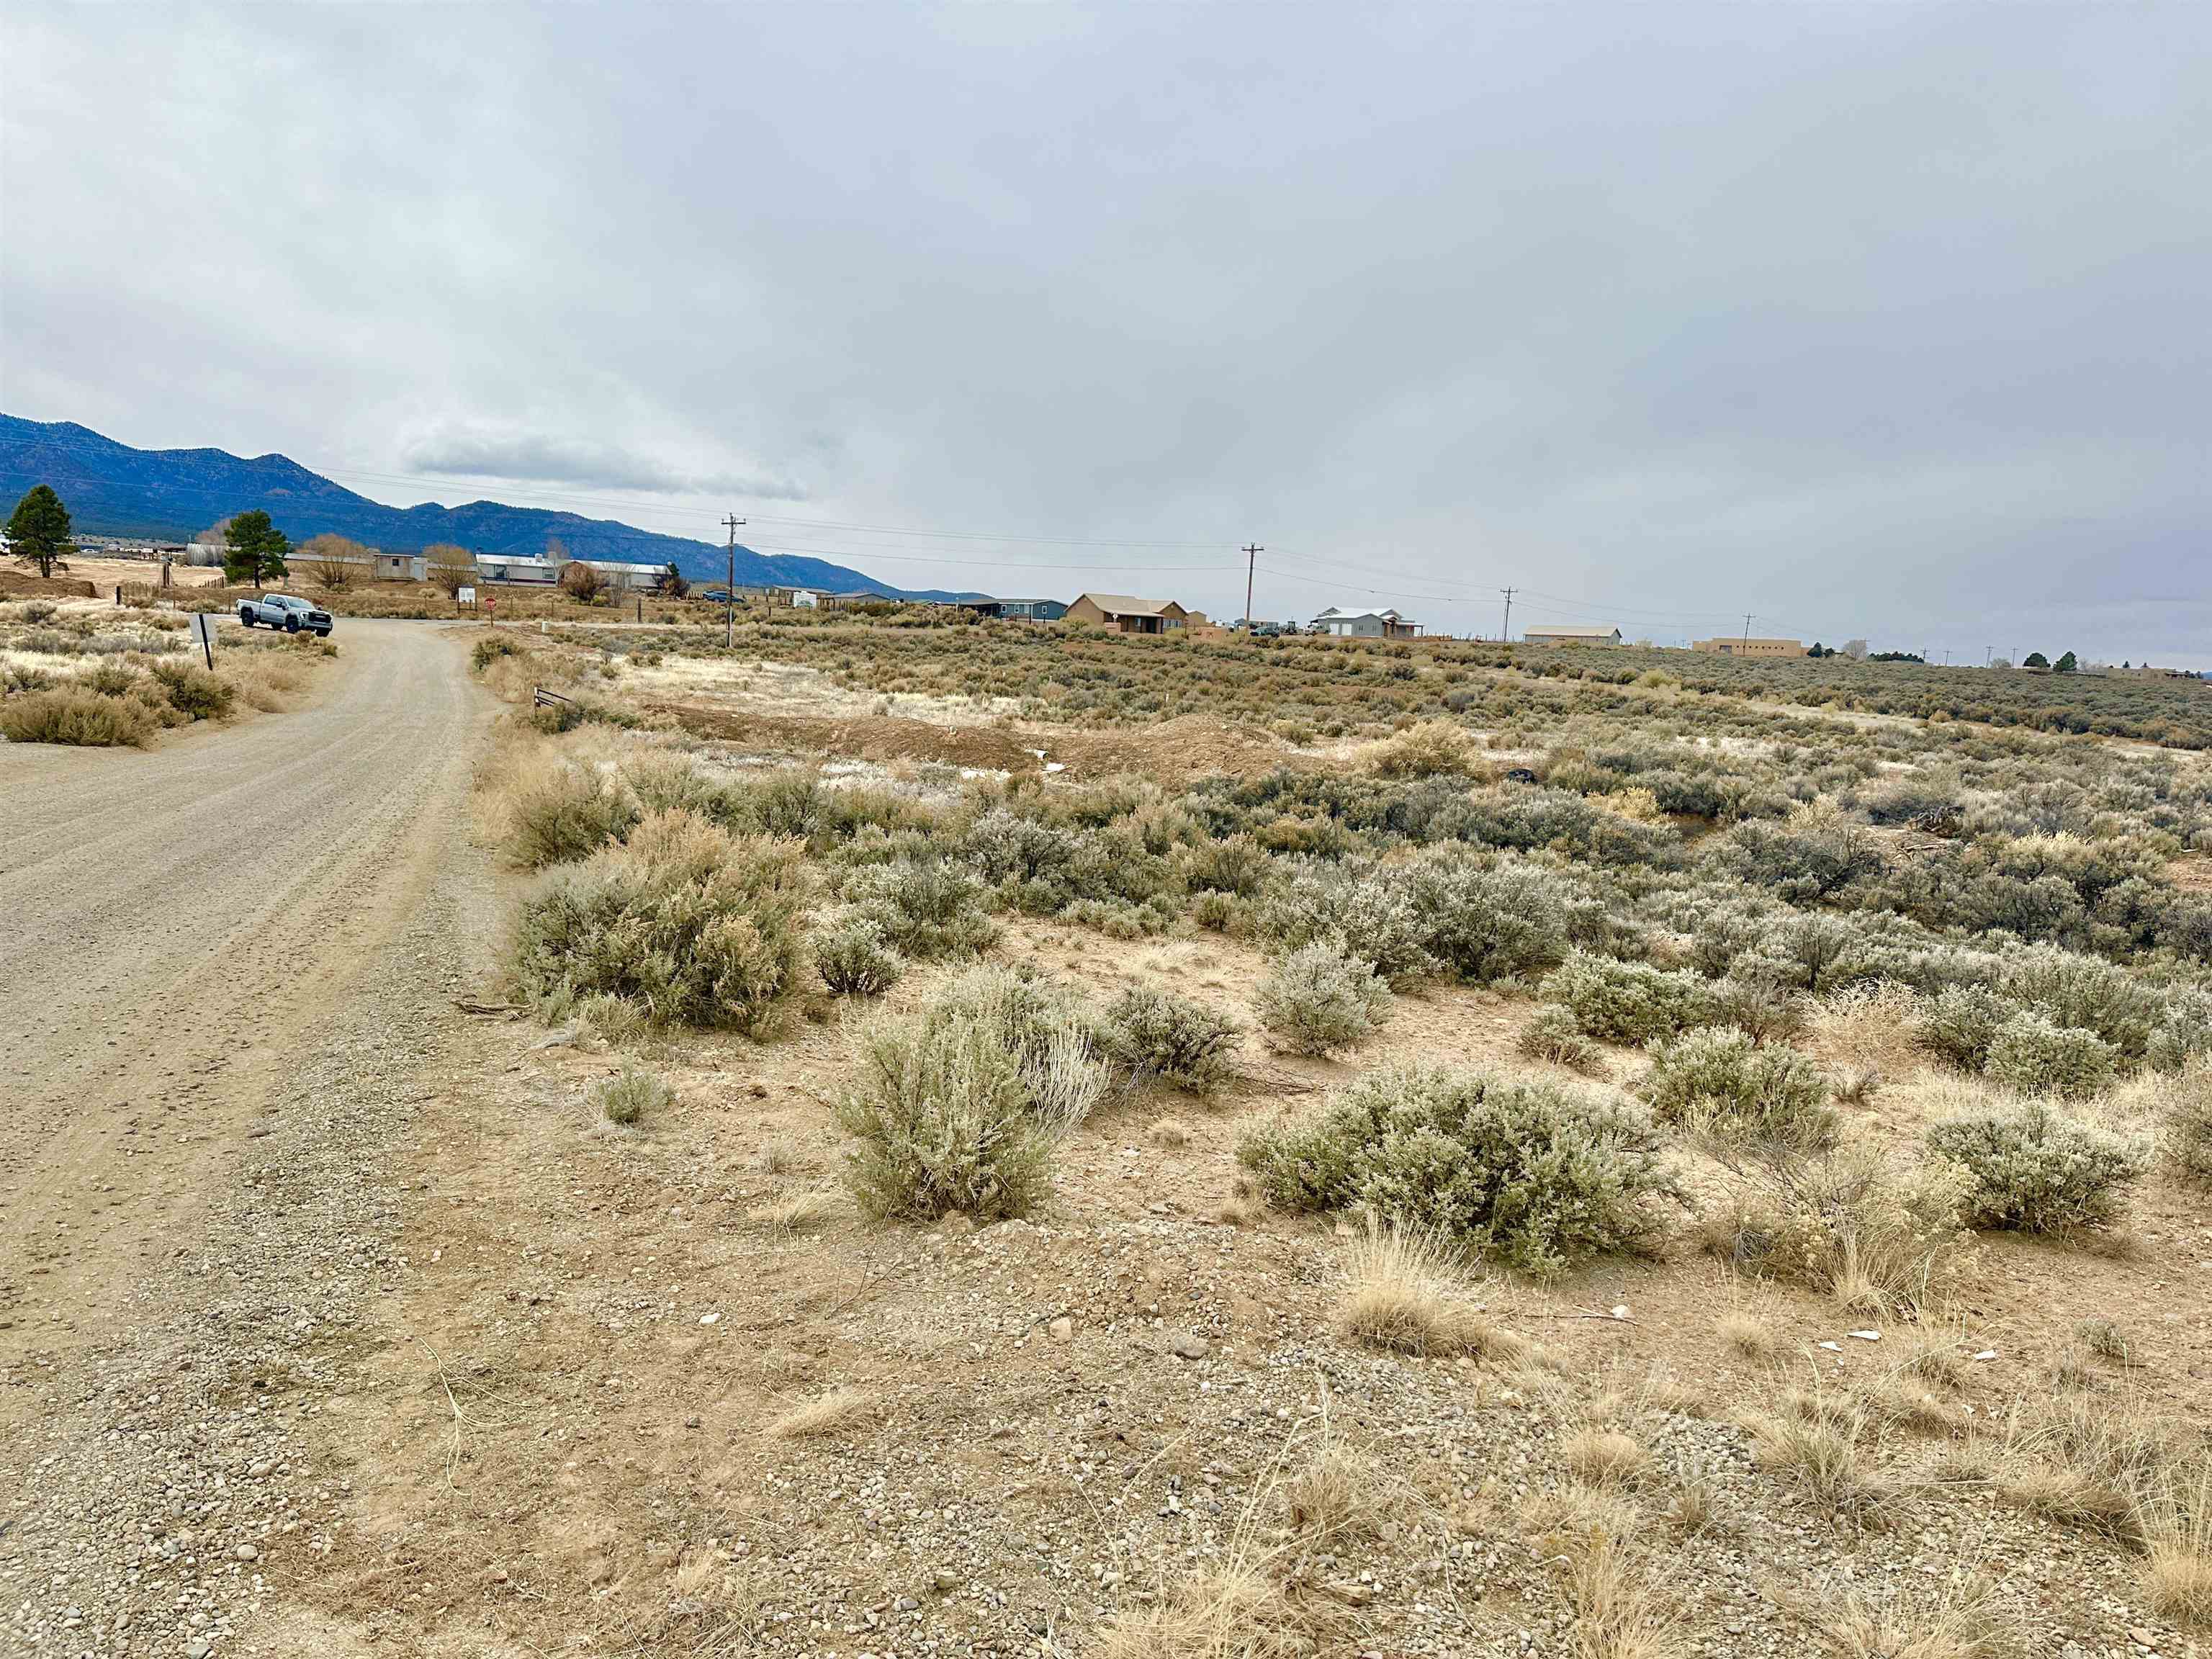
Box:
476;555;558;585
1066;593;1190;634
974;598;1067;621
574;559;667;592
1523;625;1622;647
791;589;821;608
1310;606;1421;639
373;552;426;582
1691;636;1804;658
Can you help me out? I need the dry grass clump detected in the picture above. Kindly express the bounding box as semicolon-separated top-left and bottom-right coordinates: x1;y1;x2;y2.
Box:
1527;1494;1683;1659
2144;1465;2212;1629
1804;983;1922;1078
1282;1437;1388;1541
753;1187;839;1233
1333;1223;1524;1359
1783;1577;2013;1659
1999;1393;2178;1542
1743;1383;1897;1523
1092;1558;1321;1659
765;1385;872;1439
1563;1428;1649;1487
1704;1143;1975;1313
1719;1311;1774;1359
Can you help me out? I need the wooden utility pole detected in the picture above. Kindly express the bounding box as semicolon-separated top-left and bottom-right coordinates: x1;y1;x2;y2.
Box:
1499;588;1516;644
722;514;747;647
1241;544;1264;630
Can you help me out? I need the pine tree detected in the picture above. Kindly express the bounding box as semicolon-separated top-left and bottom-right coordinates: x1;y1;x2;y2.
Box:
5;484;76;578
222;510;291;588
2054;651;2077;674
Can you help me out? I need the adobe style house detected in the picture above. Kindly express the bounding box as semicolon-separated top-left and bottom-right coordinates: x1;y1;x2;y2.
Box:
1066;593;1189;634
1310;605;1421;639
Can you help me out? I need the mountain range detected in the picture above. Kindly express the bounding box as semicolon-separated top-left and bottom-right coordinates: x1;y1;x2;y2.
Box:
0;415;971;598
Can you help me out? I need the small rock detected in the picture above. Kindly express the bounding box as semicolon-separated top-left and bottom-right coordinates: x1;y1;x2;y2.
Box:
894;1596;919;1612
2131;1629;2159;1650
1047;1316;1073;1341
932;1567;958;1592
1170;1334;1211;1361
698;1312;720;1326
234;1543;259;1561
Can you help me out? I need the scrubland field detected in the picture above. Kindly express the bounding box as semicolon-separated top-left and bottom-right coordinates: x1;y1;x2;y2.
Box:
11;603;2212;1659
268;610;2212;1659
0;593;338;746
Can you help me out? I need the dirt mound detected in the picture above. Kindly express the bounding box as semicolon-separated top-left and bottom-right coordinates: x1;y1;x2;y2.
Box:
0;570;97;598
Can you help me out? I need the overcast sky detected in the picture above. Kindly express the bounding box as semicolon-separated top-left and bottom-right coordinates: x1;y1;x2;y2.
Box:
4;4;2208;662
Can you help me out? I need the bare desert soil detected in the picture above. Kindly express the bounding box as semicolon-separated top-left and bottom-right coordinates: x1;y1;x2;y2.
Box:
4;624;2209;1659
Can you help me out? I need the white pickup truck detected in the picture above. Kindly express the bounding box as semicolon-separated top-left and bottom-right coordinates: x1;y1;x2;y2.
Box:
235;593;334;637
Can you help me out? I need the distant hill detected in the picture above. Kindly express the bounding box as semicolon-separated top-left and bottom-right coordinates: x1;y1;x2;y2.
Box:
0;415;975;599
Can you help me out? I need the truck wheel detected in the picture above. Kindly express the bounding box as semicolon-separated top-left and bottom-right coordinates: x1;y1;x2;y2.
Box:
239;616;253;629
316;626;331;637
284;616;300;633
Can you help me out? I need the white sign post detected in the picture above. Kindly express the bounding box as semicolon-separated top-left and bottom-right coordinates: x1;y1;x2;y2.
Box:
189;611;217;669
457;585;477;608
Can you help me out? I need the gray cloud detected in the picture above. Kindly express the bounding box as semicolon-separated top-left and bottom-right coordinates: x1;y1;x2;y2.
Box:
4;2;2208;662
396;421;808;501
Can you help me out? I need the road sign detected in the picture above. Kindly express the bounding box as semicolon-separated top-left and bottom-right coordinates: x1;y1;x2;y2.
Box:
457;585;477;606
189;611;217;668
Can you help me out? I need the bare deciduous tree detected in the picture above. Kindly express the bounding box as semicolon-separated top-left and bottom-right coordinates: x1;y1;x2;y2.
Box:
424;543;475;597
298;533;365;590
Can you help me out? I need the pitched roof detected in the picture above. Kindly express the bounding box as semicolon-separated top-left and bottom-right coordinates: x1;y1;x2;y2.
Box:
1313;606;1408;622
1076;593;1180;616
1524;624;1621;638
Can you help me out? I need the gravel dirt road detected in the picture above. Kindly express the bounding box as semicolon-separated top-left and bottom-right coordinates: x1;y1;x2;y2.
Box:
0;620;500;1656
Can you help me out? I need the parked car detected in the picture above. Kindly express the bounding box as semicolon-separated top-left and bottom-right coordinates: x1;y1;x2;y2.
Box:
698;588;737;603
236;593;334;636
